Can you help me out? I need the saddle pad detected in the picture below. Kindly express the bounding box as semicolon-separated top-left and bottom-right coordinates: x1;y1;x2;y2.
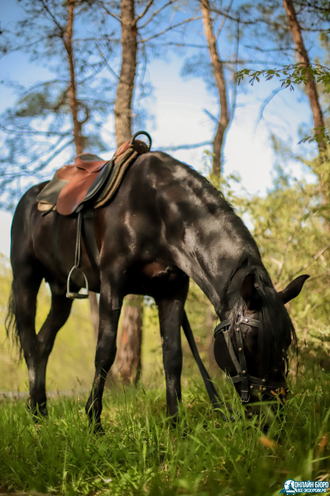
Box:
95;148;139;208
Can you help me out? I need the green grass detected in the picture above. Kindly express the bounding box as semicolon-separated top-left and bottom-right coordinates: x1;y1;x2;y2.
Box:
0;366;329;496
1;258;329;495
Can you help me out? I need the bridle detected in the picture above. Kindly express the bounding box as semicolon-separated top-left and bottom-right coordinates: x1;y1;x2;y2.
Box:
214;316;289;403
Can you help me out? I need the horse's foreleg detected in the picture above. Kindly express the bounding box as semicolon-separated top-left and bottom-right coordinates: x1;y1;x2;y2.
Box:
157;291;187;420
85;283;122;432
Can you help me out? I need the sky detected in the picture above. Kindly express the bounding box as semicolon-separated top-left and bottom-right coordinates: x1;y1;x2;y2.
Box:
0;0;317;258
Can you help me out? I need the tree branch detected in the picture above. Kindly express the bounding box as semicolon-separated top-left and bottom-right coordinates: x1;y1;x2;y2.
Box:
38;0;65;36
255;87;284;129
288;243;330;281
229;17;240;124
137;1;176;29
98;0;121;22
138;17;201;43
215;0;234;41
133;0;155;26
94;42;119;81
158;141;212;152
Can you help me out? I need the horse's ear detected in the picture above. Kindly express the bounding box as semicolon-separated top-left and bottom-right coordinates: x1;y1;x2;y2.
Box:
278;274;310;304
240;273;259;309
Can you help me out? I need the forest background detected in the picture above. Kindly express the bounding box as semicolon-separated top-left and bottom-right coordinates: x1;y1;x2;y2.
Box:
0;0;329;393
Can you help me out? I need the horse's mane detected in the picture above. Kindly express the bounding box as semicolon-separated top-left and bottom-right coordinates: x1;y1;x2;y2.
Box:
171;159;261;256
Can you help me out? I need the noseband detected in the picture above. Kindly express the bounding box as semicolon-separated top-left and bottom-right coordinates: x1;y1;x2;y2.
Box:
214;317;289;403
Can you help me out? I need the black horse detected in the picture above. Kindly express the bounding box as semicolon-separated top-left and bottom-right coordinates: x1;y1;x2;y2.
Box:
6;151;308;430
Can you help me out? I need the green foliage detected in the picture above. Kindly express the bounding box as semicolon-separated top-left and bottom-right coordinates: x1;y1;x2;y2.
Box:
236;64;330;91
235;63;330;147
235;169;330;318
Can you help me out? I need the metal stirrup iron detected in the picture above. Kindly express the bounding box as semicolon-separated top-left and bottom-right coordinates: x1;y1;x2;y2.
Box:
66;211;89;299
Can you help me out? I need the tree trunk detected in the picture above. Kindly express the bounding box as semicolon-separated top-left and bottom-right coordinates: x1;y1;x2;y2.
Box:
282;0;329;233
64;0;84;154
200;0;230;181
114;296;142;384
114;0;137;145
64;0;100;339
282;0;326;154
113;0;143;385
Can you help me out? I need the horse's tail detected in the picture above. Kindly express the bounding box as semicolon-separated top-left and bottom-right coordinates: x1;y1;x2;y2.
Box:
5;284;22;358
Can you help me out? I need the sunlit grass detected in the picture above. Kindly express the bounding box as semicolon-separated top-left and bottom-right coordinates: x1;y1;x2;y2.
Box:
0;366;329;496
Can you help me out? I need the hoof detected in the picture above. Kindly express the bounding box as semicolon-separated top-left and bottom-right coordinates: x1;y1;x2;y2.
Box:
92;422;105;435
27;397;48;421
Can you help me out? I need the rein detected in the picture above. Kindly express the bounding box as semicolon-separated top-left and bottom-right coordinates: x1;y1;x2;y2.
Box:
214;317;288;403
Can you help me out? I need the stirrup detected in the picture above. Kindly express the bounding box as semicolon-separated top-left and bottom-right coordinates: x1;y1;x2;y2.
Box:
66;266;89;299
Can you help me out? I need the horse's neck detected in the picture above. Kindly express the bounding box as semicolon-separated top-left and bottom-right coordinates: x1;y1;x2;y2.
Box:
160;165;260;316
172;232;248;316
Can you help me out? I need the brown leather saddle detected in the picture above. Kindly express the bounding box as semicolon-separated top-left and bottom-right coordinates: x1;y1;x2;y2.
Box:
37;132;152;216
37;131;152;298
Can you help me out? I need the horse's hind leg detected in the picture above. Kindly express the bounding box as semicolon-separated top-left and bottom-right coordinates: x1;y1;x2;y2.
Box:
28;285;73;416
12;267;72;417
11;263;43;414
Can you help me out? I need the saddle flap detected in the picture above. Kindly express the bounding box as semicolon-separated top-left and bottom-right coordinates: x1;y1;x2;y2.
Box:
57;172;98;215
57;161;113;216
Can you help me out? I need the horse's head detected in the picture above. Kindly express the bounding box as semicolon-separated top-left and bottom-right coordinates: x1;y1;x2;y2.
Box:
214;272;309;405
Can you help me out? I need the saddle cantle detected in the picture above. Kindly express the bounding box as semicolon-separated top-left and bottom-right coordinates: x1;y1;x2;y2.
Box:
36;131;152;299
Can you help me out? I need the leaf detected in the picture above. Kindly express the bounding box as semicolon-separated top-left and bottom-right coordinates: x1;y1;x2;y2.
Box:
259;436;279;449
318;434;328;453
